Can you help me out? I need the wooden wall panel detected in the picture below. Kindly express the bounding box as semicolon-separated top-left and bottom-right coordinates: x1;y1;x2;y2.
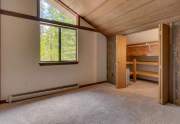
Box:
0;0;1;100
159;24;170;104
127;46;149;57
107;36;116;84
173;22;180;105
116;35;127;88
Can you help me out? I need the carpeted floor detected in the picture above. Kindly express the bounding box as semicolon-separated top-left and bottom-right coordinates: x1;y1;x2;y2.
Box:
124;80;159;99
0;82;180;124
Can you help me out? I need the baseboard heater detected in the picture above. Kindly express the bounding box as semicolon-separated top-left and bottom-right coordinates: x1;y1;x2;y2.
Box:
7;84;79;103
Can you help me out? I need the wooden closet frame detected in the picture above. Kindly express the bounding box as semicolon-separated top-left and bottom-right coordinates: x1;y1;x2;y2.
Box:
116;24;172;105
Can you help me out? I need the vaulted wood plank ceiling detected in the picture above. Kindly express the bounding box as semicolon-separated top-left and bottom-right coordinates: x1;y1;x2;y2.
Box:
61;0;180;35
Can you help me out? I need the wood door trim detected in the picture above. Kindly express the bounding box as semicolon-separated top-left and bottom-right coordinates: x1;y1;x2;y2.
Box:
0;1;1;101
115;35;127;88
159;24;170;104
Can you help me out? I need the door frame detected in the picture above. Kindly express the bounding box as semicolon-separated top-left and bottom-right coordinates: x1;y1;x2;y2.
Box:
159;24;169;104
115;24;172;104
115;35;127;88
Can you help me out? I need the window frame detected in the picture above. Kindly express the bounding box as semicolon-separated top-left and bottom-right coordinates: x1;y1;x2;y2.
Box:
39;23;78;66
37;0;79;26
38;0;79;66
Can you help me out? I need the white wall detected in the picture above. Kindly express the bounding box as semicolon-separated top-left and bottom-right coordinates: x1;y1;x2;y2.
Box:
0;0;107;100
1;0;37;16
127;28;159;44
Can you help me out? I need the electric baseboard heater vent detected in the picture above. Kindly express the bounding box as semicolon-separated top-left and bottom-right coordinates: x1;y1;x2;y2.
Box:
8;84;79;103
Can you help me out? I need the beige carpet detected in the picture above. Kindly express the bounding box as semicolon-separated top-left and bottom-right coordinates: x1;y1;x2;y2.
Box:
124;80;159;99
0;83;180;124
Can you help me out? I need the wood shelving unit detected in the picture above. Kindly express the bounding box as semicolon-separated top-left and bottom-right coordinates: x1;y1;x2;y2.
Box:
127;61;159;66
137;71;159;78
130;71;159;78
127;59;159;82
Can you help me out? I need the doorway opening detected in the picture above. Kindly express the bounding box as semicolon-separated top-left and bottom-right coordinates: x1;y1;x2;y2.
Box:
126;28;159;100
115;24;170;104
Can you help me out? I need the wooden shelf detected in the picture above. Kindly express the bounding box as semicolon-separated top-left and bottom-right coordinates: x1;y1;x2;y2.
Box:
127;61;133;64
137;71;159;78
137;61;159;66
127;59;159;82
130;71;159;78
127;61;159;66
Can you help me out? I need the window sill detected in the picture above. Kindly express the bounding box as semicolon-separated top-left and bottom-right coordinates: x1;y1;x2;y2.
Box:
39;61;79;66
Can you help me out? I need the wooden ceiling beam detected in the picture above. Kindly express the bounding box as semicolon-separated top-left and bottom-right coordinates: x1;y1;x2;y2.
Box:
0;9;99;32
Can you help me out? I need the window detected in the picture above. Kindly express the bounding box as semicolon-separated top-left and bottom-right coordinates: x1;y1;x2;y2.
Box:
40;25;59;62
61;28;77;61
39;0;78;65
40;24;77;63
39;0;77;25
